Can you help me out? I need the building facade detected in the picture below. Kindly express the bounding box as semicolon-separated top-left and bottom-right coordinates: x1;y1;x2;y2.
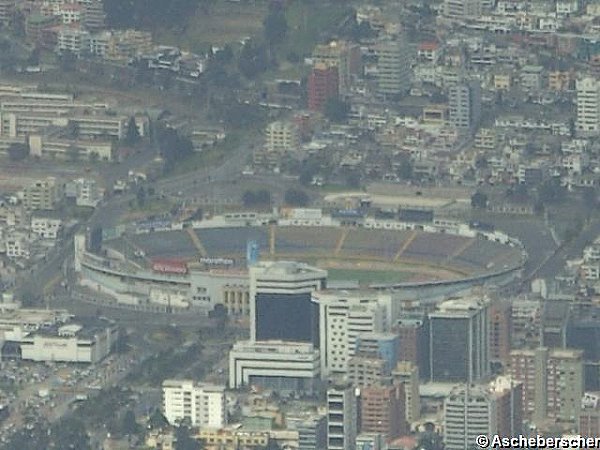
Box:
228;340;320;394
327;383;357;450
162;380;226;428
250;261;326;344
429;297;490;383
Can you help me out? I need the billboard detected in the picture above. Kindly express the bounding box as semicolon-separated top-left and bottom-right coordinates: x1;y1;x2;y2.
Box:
151;259;188;274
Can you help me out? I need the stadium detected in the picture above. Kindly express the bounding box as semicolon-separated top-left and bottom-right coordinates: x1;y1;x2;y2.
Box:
74;212;526;313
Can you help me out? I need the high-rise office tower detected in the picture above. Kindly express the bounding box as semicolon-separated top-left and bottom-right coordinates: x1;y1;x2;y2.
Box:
392;361;421;423
360;384;407;440
313;290;393;378
395;315;430;379
312;41;362;94
490;301;512;365
449;80;481;134
509;347;584;426
376;38;412;98
489;376;523;437
249;261;326;344
308;64;339;112
429;297;490;383
576;77;600;136
443;385;497;450
327;383;358;450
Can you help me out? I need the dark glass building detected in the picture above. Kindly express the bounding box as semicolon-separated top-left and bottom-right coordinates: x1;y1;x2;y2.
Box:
429;298;490;383
250;261;327;347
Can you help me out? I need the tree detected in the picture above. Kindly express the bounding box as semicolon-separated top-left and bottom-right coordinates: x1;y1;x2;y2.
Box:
263;6;288;47
7;143;29;161
398;157;413;180
120;409;139;436
284;188;309;206
125;116;141;145
66;120;80;139
58;50;77;72
538;178;566;205
174;424;201;450
583;187;597;209
324;98;350;123
50;417;90;450
66;145;81;161
238;41;269;79
155;124;194;172
475;155;488;169
148;408;169;430
242;189;271;207
210;303;228;329
136;186;147;207
471;191;488;209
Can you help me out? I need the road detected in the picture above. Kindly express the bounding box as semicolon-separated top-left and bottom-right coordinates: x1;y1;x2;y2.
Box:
533;219;600;280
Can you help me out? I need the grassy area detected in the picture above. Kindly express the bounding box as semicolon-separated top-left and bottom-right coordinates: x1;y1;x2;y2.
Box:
120;198;175;222
170;131;245;175
154;0;268;53
281;1;352;57
327;268;412;285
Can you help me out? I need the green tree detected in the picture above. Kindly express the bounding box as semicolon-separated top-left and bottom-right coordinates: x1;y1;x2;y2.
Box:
284;188;309;206
7;143;29;161
398;157;413;180
50;417;90;450
238;41;269;79
174;424;201;450
66;145;81;161
538;178;566;204
148;408;169;430
471;191;488;209
242;189;271;207
120;409;139;435
263;6;288;47
324;98;350;123
125;116;141;145
66;120;80;139
136;186;146;207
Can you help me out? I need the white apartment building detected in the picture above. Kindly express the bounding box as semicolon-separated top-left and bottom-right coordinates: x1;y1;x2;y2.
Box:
376;39;412;97
312;290;392;377
21;177;63;211
444;0;482;18
444;385;497;450
57;28;91;56
228;340;320;394
576;77;600;136
327;383;357;450
31;215;62;239
5;233;30;259
59;4;82;24
265;121;299;153
0;0;15;26
65;178;102;207
162;380;226;429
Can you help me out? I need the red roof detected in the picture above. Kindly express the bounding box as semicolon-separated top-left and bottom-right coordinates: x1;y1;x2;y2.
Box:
419;41;438;51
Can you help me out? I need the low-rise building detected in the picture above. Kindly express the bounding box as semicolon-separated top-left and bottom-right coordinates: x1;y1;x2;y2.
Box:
228;340;320;395
31;214;62;239
16;318;118;363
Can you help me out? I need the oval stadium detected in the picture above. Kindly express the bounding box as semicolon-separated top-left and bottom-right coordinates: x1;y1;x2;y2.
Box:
74;213;526;314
